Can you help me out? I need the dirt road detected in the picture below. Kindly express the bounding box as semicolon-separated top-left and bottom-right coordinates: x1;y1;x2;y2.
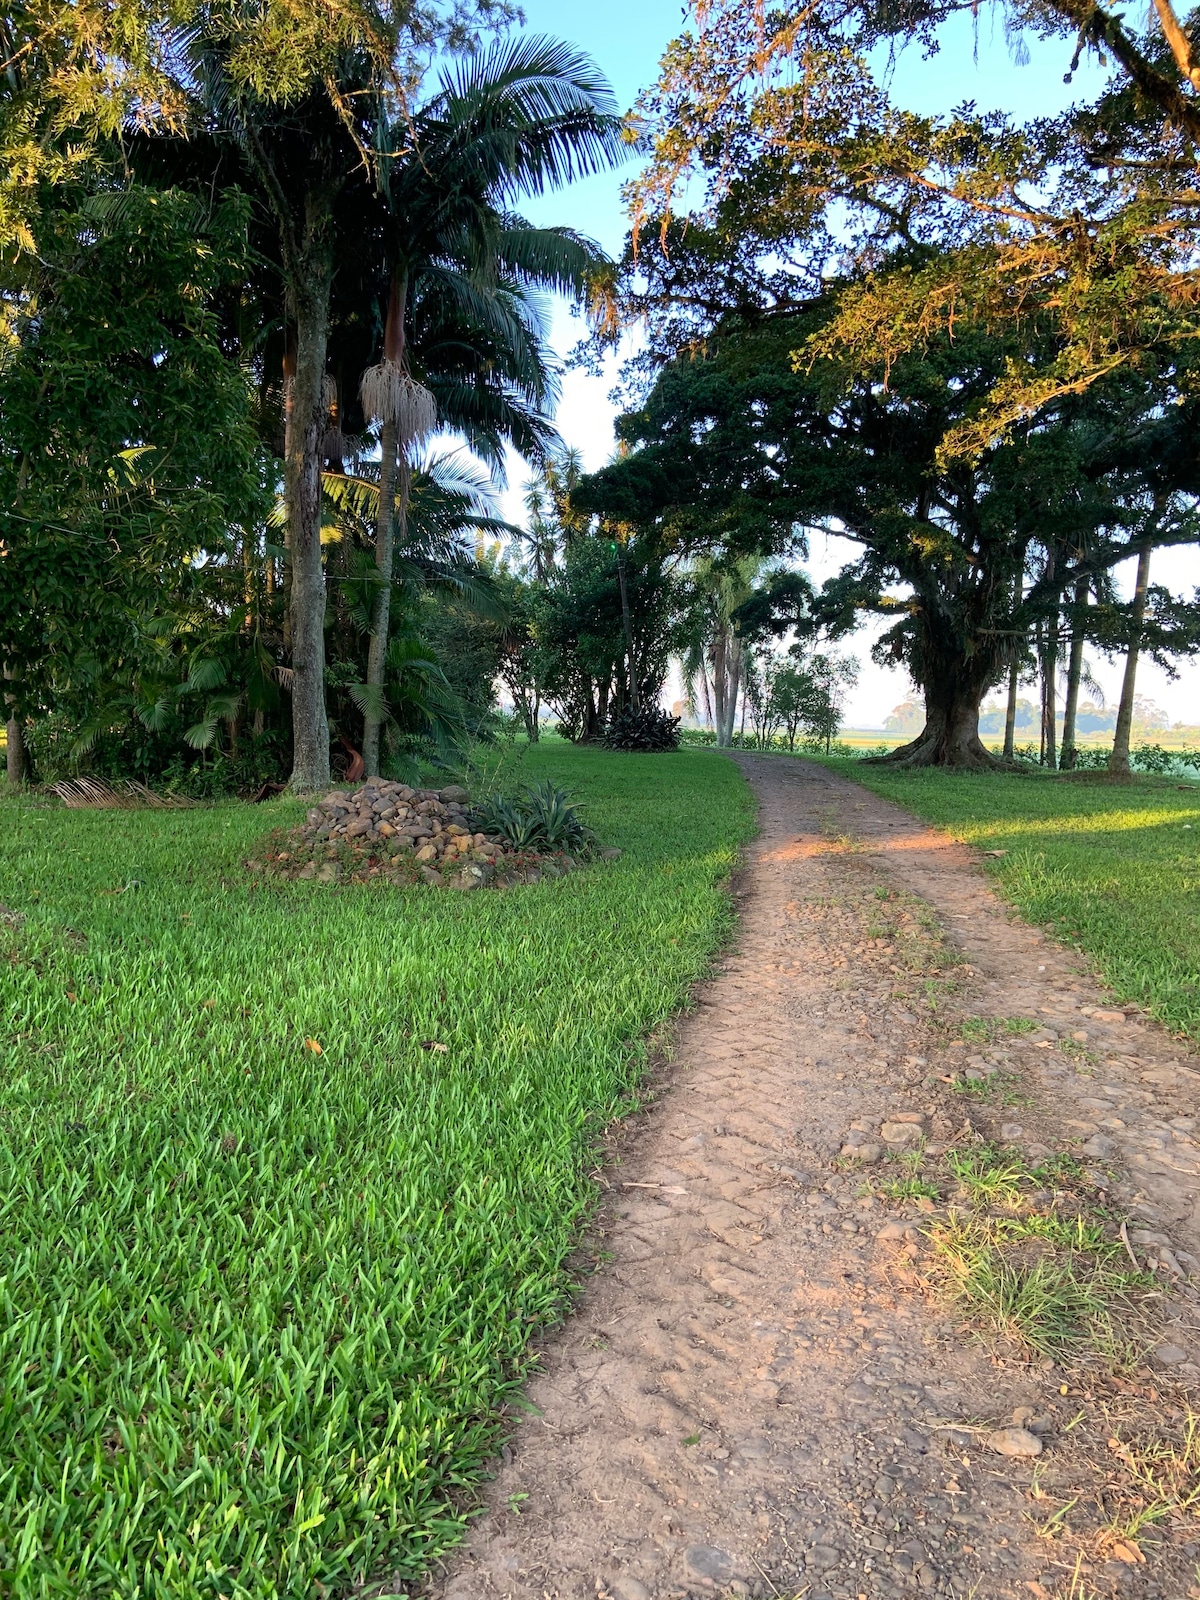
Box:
427;755;1200;1600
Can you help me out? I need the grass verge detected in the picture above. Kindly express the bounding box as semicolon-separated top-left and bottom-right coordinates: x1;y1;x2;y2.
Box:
873;1137;1156;1365
0;745;752;1598
824;762;1200;1041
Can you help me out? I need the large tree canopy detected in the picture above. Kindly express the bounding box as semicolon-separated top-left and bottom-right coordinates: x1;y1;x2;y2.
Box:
581;311;1200;764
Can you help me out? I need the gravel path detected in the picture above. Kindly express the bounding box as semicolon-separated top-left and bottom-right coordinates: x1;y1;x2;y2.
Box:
427;756;1200;1600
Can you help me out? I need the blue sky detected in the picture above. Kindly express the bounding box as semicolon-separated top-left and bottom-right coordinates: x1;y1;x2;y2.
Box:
492;2;1200;727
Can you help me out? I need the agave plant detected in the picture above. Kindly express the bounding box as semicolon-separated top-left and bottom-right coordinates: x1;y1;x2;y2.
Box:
604;704;682;753
471;780;592;852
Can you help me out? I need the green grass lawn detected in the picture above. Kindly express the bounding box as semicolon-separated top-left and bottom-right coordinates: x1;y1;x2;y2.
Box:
826;761;1200;1041
0;746;752;1598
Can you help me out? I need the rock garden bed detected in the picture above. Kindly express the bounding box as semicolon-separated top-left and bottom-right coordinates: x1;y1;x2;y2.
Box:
246;778;603;890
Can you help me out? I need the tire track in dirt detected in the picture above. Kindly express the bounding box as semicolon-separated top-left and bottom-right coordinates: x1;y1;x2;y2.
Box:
424;755;1200;1600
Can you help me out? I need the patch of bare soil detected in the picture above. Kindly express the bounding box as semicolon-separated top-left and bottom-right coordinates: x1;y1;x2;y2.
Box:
419;755;1200;1600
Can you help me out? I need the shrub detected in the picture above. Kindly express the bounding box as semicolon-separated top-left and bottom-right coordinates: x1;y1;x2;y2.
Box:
603;704;681;752
471;780;592;852
1068;746;1111;770
1133;743;1179;775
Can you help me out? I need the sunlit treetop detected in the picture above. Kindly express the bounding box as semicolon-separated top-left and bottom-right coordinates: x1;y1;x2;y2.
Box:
598;0;1200;457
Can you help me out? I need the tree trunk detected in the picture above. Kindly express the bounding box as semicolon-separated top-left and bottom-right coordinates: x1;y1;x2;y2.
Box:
1109;540;1153;777
1060;577;1088;770
281;334;296;655
724;633;744;746
615;543;640;715
362;420;399;777
697;660;713;729
873;654;998;769
711;627;729;747
4;665;24;786
242;531;255;627
1003;572;1023;763
1042;608;1059;770
1002;651;1020;761
285;265;334;791
362;276;410;778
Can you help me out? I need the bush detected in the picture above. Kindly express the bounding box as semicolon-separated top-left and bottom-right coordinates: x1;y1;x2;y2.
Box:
603;704;681;753
470;779;593;852
22;712;289;795
1066;745;1111;770
1132;743;1179;775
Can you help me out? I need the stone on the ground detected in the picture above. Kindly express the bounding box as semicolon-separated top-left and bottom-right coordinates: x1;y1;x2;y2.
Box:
682;1545;736;1585
881;1121;923;1145
877;1220;918;1241
1081;1134;1116;1159
251;777;611;891
986;1427;1043;1457
1151;1342;1188;1366
610;1579;653;1600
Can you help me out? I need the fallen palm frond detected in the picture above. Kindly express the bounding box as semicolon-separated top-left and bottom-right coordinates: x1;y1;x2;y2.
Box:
50;778;194;809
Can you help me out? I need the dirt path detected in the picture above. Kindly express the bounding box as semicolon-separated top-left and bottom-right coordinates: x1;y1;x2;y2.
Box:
427;756;1200;1600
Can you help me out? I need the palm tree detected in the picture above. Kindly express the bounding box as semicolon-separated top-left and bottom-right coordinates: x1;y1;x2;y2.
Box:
353;38;625;774
682;556;766;746
321;449;513;756
514;445;586;581
178;2;416;788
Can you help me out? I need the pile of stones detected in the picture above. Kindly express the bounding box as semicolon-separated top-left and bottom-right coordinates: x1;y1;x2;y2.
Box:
247;778;586;891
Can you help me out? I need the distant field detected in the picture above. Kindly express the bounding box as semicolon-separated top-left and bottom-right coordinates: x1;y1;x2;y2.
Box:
826;761;1200;1041
837;728;1200;753
0;746;752;1596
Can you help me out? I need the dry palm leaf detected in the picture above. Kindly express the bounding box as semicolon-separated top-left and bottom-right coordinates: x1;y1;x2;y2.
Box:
51;778;192;809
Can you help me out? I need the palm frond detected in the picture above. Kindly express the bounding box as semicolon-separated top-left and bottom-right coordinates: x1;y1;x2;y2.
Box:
430;36;627;199
494;222;602;295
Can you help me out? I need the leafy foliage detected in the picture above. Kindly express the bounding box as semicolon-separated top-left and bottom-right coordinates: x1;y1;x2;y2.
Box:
0;186;270;734
535;535;685;743
603;703;682;752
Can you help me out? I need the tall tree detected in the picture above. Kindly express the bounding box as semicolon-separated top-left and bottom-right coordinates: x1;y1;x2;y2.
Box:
581;315;1199;765
180;0;525;789
353;36;623;775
